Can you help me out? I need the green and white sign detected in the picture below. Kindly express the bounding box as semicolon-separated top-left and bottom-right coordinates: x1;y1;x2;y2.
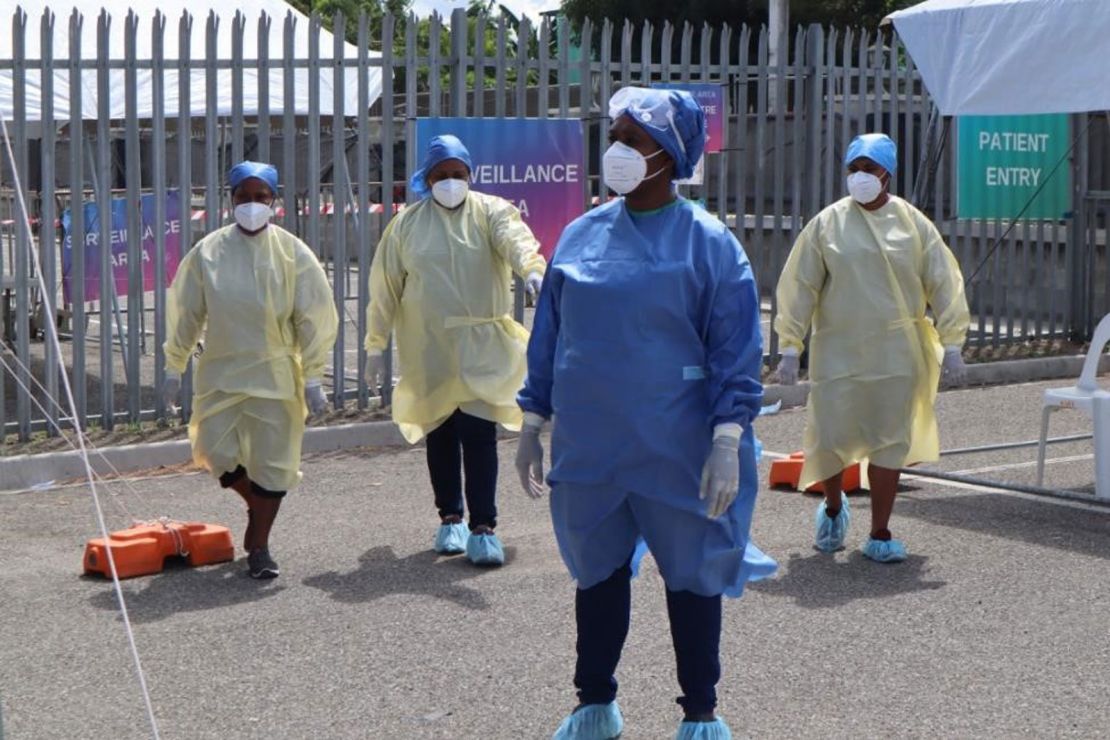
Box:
957;114;1070;220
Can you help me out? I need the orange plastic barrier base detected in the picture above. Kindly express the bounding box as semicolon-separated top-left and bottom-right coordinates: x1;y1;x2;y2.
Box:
769;452;863;494
83;521;234;579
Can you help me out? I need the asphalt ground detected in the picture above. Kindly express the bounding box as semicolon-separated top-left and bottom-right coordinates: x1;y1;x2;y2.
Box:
2;379;1110;739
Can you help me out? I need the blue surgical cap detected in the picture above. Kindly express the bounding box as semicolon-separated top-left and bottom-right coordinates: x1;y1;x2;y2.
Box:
229;160;279;195
409;135;474;199
609;87;707;181
845;133;898;175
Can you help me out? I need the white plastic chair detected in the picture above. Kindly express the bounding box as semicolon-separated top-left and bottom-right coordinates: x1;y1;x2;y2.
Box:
1036;313;1110;498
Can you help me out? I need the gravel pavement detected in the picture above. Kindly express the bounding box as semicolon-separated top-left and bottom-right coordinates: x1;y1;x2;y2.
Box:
2;379;1109;739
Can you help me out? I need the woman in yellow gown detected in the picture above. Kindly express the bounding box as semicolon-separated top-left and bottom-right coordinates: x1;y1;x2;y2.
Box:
365;135;545;566
774;133;970;563
163;161;338;579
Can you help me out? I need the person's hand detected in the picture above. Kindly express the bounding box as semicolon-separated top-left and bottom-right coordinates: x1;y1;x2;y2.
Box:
942;346;967;387
305;380;328;417
776;352;799;386
515;415;546;498
366;352;386;393
699;431;740;519
525;272;544;299
162;372;181;410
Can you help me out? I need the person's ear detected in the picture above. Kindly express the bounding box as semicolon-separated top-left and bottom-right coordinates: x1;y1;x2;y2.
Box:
660;150;676;178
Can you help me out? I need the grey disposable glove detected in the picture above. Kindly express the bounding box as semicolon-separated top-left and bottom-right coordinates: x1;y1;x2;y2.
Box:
525;272;544;298
515;413;547;499
305;380;328;417
162;372;181;410
776;350;800;386
942;346;967;387
366;352;386;393
699;427;741;519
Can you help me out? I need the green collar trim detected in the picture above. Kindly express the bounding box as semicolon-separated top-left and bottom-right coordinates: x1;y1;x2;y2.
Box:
627;197;685;217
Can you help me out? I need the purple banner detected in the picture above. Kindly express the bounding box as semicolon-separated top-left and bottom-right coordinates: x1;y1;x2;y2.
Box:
415;118;585;260
61;191;183;304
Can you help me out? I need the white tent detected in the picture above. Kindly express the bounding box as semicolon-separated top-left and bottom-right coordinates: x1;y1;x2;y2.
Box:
886;0;1110;116
1;0;381;121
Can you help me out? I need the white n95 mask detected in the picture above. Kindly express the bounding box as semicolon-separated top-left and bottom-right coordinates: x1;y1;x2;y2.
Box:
846;171;884;205
432;178;469;209
603;142;665;195
234;202;272;232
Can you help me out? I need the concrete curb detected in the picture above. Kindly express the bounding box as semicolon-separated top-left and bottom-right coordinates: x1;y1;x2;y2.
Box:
0;420;409;493
3;353;1107;492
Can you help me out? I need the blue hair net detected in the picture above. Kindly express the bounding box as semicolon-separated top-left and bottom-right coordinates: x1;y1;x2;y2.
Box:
409;135;474;199
845;133;898;175
609;87;707;181
229;160;279;195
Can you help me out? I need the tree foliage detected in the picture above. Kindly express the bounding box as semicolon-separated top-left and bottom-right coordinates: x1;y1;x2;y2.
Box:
286;0;545;93
560;0;766;33
286;0;410;47
560;0;919;31
559;0;920;65
790;0;919;30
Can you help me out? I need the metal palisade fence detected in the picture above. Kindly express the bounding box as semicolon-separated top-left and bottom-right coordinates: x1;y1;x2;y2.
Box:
1;8;1108;441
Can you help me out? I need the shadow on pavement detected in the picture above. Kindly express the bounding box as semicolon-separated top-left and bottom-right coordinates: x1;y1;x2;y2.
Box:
86;559;284;623
748;551;946;609
302;545;516;611
898;492;1110;560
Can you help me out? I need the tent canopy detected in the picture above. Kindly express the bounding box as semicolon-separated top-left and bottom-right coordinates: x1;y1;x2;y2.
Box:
2;0;381;121
887;0;1110;116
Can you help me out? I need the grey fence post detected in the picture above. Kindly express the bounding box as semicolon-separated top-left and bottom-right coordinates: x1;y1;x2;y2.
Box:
68;9;87;429
1069;112;1089;340
257;13;271;163
282;12;297;235
331;11;347;408
231;12;245;166
95;10;114;430
11;8;32;441
355;10;372;409
39;9;60;436
450;8;467;117
124;11;143;422
151;11;167;421
177;10;195;422
307;13;321;258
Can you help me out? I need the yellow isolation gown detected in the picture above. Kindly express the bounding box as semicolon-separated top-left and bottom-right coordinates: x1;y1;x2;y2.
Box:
774;196;970;488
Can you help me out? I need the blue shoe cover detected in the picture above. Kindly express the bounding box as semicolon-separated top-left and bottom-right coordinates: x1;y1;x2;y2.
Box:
676;717;732;740
465;531;505;566
552;701;623;740
814;493;850;553
434;522;468;554
862;537;907;563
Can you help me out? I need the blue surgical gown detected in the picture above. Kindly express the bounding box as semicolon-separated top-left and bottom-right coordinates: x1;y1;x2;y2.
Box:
518;198;776;596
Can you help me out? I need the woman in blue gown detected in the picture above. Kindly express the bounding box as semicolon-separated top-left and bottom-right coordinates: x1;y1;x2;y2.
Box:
515;87;777;740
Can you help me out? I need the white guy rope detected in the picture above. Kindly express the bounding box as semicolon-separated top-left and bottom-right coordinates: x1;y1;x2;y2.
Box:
0;113;161;739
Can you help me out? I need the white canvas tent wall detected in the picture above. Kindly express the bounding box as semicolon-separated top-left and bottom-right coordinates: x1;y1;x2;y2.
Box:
886;0;1110;116
888;0;1110;348
1;0;381;121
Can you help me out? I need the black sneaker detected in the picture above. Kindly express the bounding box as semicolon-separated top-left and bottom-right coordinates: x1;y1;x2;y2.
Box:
248;548;280;579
